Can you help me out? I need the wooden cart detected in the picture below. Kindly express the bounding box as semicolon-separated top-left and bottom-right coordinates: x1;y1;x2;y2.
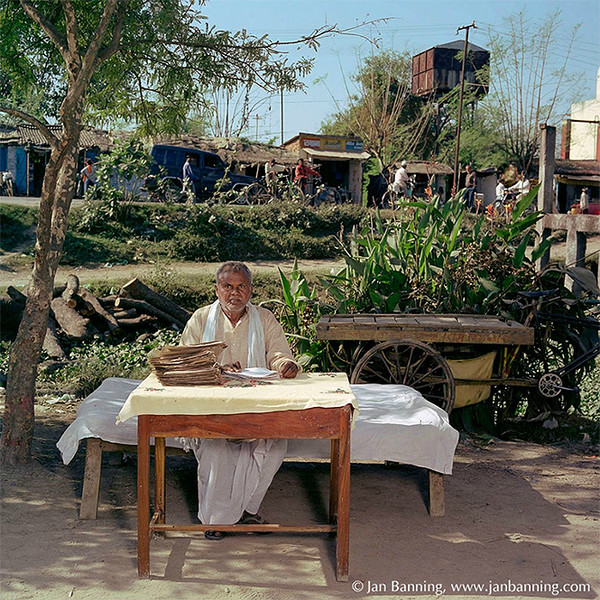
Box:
316;314;535;414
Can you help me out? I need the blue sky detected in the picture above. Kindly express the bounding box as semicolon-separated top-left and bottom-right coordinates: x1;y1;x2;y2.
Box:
201;0;600;144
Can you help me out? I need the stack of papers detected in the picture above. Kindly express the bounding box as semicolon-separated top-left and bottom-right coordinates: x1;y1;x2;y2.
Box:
149;342;227;386
222;367;279;381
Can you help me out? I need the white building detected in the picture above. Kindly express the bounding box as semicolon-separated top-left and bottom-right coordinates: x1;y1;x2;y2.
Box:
561;67;600;161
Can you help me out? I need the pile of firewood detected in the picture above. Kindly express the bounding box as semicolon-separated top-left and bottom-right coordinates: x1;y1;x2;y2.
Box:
2;276;191;360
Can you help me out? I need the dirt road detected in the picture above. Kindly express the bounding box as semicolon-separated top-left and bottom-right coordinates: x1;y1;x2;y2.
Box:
1;402;598;600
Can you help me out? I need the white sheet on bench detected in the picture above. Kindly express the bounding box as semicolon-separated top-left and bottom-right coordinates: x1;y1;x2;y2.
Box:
56;377;458;475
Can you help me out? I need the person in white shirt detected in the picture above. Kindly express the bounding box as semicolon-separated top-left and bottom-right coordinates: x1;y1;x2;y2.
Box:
495;175;506;202
392;161;410;197
264;158;286;194
579;187;590;213
508;172;531;200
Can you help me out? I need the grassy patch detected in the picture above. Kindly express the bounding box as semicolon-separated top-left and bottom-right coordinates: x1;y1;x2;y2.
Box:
0;206;37;252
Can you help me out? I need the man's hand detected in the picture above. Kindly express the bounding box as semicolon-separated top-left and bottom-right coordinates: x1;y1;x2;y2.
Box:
278;360;299;379
221;361;242;373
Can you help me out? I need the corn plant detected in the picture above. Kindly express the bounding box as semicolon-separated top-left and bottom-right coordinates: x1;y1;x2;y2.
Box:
324;188;549;317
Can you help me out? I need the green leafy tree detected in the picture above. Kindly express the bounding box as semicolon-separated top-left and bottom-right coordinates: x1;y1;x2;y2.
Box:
321;50;436;174
482;10;582;172
0;0;346;464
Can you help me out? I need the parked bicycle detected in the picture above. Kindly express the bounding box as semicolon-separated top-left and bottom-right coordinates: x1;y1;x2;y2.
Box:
499;286;600;416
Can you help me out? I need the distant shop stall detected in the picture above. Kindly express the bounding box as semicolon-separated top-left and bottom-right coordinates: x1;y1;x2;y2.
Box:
283;133;370;202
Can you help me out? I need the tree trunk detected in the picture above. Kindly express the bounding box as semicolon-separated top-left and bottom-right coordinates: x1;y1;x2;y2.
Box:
1;132;81;465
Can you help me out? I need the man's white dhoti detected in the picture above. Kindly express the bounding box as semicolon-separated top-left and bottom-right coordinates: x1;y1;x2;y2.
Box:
193;438;288;524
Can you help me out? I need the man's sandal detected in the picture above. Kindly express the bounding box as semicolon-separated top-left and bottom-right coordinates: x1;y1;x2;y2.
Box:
238;511;272;534
204;530;225;540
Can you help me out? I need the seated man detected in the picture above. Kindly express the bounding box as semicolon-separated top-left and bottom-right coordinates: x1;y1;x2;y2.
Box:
180;261;299;539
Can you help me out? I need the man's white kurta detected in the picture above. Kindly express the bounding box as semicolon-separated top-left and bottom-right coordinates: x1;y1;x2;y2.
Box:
180;303;298;524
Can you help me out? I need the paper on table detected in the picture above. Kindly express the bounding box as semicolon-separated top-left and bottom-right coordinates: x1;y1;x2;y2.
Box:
222;367;278;380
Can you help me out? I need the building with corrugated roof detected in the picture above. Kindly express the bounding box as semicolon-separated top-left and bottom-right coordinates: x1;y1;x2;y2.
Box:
0;124;110;196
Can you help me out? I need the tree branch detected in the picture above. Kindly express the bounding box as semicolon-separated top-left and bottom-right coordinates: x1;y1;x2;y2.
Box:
60;0;81;64
81;0;122;72
0;106;58;149
19;0;68;61
97;2;127;63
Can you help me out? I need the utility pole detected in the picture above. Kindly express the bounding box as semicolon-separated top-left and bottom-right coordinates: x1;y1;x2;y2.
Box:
255;114;260;141
280;89;284;146
453;21;477;196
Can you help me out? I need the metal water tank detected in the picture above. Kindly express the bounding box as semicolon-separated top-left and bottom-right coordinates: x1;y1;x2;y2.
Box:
412;41;490;97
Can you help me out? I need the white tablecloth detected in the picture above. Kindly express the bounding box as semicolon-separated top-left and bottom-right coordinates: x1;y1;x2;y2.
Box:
117;372;358;422
57;378;459;474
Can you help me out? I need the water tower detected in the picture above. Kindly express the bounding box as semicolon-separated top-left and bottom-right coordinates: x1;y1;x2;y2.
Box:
412;41;490;97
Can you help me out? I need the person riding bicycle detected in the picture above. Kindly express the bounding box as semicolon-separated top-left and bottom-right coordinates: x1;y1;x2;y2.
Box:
508;171;530;201
293;158;320;194
265;158;287;195
392;161;410;198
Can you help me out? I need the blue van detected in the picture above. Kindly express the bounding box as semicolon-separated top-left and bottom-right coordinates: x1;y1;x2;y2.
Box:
147;145;257;199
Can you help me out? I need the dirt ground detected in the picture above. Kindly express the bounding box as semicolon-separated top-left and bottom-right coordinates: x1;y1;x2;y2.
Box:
1;402;599;600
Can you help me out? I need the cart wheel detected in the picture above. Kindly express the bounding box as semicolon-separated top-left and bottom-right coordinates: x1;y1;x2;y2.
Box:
350;339;456;414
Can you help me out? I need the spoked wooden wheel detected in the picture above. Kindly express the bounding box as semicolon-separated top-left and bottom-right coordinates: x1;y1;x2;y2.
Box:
350;339;456;414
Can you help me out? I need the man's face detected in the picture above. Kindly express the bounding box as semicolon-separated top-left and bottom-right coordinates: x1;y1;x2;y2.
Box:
215;270;253;317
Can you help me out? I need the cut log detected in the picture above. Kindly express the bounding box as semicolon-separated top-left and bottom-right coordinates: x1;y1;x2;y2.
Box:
112;308;138;319
51;297;97;339
117;315;158;327
43;316;66;359
6;286;26;303
114;297;185;329
99;295;117;307
76;296;96;317
79;289;120;333
61;274;80;308
120;278;191;325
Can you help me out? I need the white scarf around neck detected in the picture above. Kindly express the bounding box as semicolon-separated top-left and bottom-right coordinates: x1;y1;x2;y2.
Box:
202;300;266;368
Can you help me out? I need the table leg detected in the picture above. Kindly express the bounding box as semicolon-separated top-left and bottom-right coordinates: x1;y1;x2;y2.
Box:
155;437;166;524
137;416;151;578
335;408;351;582
329;438;339;524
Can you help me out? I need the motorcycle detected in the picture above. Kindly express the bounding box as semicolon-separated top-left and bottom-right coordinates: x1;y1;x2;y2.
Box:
0;170;15;196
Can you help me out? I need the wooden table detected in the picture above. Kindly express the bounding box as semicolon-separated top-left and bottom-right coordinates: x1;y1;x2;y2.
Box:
137;404;353;582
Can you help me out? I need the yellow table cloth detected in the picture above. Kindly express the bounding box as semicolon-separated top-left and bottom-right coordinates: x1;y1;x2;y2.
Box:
117;372;358;423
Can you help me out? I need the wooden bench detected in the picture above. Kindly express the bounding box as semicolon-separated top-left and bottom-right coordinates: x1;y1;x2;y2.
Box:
58;378;458;520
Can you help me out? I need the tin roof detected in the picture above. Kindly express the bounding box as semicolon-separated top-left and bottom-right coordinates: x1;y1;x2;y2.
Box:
554;159;600;177
153;135;297;166
0;124;111;151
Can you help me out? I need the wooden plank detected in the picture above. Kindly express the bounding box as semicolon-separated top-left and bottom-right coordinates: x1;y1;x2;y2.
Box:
144;407;348;439
80;438;103;519
336;406;351;582
154;437;166;526
137;417;151;578
316;314;534;345
150;523;336;533
428;471;445;517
